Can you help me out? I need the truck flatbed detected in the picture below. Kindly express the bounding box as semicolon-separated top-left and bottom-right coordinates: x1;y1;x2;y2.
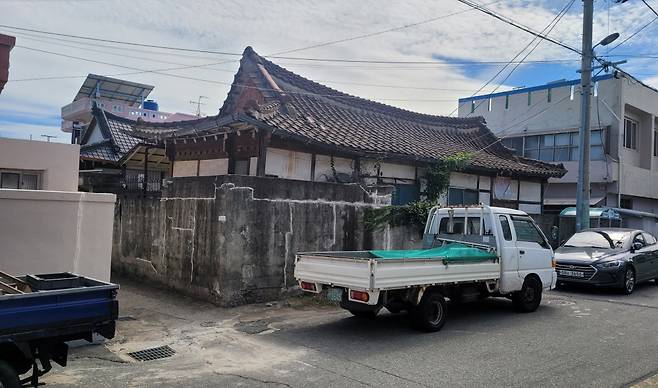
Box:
296;243;500;291
0;272;119;387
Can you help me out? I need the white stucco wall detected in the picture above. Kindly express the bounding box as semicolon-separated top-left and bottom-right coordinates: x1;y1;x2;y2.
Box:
0;137;80;191
198;158;228;176
0;189;116;281
265;147;313;180
172;160;199;177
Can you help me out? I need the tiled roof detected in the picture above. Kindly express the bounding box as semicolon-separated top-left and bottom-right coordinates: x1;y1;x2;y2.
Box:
218;47;566;178
80;140;121;162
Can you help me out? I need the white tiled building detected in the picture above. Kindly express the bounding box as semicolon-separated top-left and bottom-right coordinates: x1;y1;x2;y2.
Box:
458;71;658;232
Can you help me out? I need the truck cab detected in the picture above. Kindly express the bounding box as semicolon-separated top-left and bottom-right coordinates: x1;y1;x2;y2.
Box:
424;206;556;294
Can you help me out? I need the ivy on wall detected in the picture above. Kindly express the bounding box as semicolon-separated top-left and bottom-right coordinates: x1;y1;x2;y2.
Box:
365;152;473;232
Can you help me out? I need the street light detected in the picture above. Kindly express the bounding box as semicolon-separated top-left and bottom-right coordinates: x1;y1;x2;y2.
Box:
595;32;620;48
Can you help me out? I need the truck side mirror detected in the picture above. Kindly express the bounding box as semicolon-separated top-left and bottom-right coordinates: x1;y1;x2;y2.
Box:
632;242;643;252
550;226;559;241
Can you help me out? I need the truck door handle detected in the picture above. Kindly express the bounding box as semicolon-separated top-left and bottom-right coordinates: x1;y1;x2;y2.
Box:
519;250;526;254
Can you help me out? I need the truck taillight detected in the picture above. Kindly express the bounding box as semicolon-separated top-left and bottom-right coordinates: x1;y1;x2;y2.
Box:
551;259;556;268
300;281;317;292
350;290;369;302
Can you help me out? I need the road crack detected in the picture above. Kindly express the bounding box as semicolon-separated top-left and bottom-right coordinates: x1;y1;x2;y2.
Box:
212;371;292;387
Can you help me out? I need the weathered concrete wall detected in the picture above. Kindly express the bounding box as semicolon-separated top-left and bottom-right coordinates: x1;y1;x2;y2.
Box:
112;176;418;306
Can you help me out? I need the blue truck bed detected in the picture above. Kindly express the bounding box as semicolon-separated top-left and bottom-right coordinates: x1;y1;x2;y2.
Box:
0;272;119;387
0;274;118;342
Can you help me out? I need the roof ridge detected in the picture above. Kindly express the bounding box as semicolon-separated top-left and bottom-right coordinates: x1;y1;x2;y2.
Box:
243;47;484;126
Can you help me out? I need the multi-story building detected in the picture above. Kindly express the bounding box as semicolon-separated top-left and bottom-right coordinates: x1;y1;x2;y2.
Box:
62;74;198;193
61;74;197;144
458;71;658;231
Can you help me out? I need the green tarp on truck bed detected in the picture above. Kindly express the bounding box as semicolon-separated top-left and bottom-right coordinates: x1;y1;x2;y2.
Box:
370;243;497;263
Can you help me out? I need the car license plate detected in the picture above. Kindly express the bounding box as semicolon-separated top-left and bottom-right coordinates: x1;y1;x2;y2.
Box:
559;270;585;278
326;287;343;302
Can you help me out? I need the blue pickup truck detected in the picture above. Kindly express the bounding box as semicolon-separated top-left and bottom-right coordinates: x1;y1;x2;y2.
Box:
0;272;118;388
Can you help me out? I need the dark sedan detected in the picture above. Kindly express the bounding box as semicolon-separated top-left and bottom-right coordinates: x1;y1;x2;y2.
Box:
555;228;658;294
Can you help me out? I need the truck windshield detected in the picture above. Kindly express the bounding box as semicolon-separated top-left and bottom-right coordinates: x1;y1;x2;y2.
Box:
563;231;630;249
438;217;491;235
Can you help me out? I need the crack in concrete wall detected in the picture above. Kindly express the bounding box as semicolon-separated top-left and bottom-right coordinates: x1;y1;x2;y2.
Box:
112;177;419;306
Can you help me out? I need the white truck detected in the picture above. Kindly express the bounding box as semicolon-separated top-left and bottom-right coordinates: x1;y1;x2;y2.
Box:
294;205;556;332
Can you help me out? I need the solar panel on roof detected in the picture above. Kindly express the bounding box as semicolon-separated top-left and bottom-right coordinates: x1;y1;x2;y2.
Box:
73;74;154;107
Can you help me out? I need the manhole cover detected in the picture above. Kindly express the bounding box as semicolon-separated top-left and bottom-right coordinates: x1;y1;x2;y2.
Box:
127;345;176;362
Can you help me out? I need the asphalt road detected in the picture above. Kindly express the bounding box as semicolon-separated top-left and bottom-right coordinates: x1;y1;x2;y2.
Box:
41;279;658;387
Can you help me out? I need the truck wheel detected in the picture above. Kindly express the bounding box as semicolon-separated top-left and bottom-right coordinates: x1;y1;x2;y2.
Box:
0;360;20;388
348;309;379;319
512;277;542;313
411;291;447;332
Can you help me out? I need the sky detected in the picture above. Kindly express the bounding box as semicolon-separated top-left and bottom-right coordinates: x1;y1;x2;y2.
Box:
0;0;657;143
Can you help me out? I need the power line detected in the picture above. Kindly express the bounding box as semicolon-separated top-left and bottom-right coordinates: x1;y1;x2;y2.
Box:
0;1;505;60
642;0;658;16
454;0;582;56
608;0;658;52
451;0;575;117
11;45;463;103
6;33;582;68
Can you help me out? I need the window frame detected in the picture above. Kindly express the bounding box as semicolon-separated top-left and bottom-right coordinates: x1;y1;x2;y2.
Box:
498;215;513;241
0;169;42;190
510;215;550;248
624;117;639;150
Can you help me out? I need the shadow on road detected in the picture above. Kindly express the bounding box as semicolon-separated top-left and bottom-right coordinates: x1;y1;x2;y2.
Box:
269;296;561;353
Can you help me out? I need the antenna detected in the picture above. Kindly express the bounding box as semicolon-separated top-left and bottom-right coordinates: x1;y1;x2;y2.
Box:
41;134;57;142
189;96;208;117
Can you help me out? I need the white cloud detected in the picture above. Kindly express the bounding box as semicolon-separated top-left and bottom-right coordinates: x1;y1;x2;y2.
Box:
0;0;656;141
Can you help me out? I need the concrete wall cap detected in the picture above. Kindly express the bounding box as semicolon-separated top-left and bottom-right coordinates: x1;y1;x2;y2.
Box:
0;189;116;203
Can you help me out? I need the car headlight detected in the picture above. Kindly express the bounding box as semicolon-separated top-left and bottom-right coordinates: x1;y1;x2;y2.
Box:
597;260;622;268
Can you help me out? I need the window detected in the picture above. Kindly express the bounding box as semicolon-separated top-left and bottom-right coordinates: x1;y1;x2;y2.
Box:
633;233;646;248
654;130;658;156
547;88;552;103
448;188;479;206
569;85;575;101
527;91;532;106
499;215;512;241
505;95;510;110
521;130;604;162
470;100;475;113
0;170;41;190
502;137;523;156
438;217;491;235
642;232;657;245
620;197;632;209
0;172;19;189
487;98;492;112
511;216;548;247
234;159;250;175
624;117;638;150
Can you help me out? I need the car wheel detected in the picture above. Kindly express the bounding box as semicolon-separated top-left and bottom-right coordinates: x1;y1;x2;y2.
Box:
512;277;543;313
411;291;447;332
0;360;20;388
622;267;636;295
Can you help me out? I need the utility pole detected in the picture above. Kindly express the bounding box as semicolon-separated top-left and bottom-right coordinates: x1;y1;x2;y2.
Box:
40;134;57;142
576;0;594;232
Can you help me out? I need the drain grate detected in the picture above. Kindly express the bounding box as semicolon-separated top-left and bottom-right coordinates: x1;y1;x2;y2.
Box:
127;345;176;362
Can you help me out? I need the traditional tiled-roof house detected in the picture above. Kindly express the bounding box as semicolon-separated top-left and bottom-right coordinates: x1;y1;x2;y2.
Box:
78;108;171;193
84;47;565;212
